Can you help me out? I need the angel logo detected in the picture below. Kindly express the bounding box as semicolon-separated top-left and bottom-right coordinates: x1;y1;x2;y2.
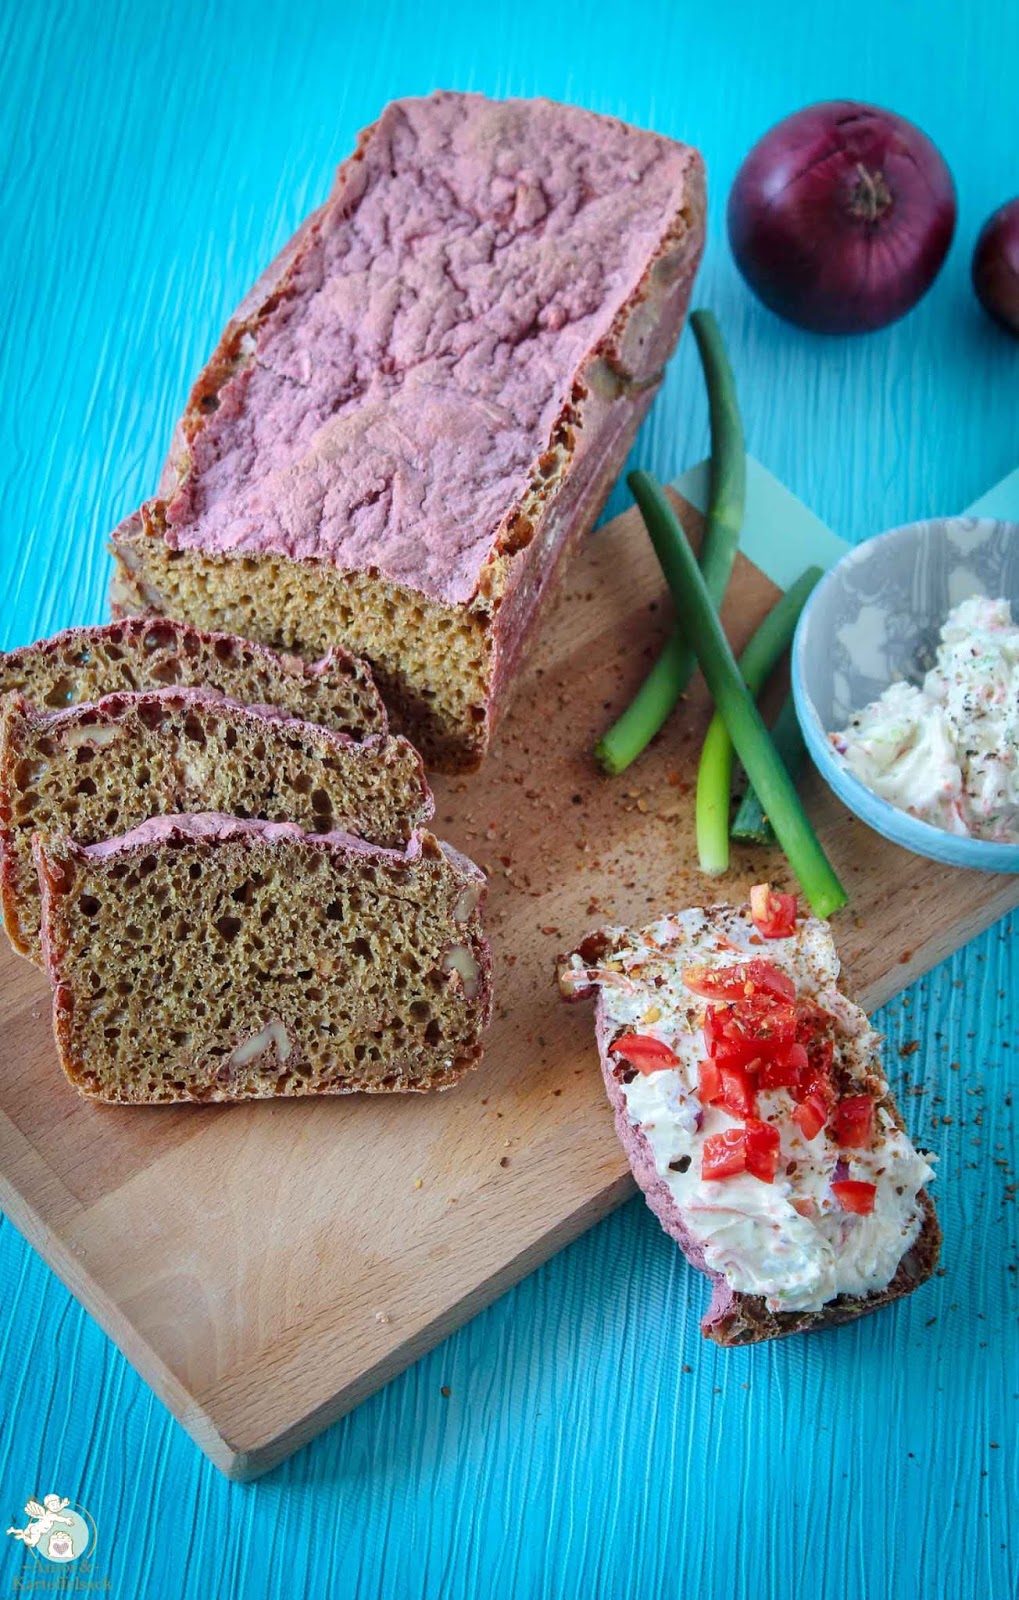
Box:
6;1492;95;1564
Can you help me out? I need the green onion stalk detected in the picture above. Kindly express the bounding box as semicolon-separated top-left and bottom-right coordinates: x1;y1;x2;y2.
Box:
594;309;745;774
731;692;809;845
696;567;822;876
627;473;847;919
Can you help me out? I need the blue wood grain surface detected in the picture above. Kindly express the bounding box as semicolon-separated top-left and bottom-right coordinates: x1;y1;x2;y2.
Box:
1;2;1017;1595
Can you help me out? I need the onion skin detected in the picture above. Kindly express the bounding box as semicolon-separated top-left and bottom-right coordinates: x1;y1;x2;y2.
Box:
972;199;1019;337
728;100;957;334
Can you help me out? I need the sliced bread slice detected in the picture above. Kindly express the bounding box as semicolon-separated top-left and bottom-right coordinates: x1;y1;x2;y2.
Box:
0;687;431;960
35;814;491;1103
560;900;941;1344
0;617;386;739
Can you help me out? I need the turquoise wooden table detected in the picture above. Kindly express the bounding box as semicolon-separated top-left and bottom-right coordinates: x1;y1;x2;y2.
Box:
1;2;1016;1595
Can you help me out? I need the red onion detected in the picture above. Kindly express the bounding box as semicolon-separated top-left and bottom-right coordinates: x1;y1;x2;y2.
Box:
728;101;956;334
972;198;1019;336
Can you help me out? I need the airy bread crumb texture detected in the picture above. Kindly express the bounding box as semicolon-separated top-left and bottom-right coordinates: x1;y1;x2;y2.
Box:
37;823;490;1103
0;617;386;739
0;688;431;958
110;544;491;770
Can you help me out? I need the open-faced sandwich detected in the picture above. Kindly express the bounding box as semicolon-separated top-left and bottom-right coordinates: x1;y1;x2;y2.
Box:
559;888;940;1344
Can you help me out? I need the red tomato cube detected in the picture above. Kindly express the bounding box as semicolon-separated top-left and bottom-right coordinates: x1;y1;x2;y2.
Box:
834;1095;875;1149
749;884;799;939
831;1179;877;1215
698;1057;722;1105
702;1128;748;1180
743;1118;781;1182
792;1091;829;1141
611;1034;680;1075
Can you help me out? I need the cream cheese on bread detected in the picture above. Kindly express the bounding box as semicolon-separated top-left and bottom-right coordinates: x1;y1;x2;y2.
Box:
562;904;933;1314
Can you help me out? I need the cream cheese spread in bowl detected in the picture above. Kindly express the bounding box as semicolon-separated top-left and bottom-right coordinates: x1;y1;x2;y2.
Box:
832;596;1019;841
793;515;1019;871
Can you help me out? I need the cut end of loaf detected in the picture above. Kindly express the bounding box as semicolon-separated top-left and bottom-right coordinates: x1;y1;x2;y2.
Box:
36;815;492;1103
109;529;494;771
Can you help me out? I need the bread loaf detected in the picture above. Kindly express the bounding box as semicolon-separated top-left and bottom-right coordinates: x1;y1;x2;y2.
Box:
110;92;705;770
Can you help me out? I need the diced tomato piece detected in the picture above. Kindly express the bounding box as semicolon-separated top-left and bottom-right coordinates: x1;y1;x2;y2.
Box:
754;964;797;1002
704;996;798;1067
682;959;796;1004
717;1062;758;1118
611;1034;680;1075
697;1057;721;1106
788;1003;836;1099
697;1057;757;1116
792;1091;829;1140
795;1002;836;1047
702;1127;748;1180
744;1118;781;1182
792;1064;837;1124
759;1040;808;1089
749;884;799;939
700;1121;781;1183
811;1070;837;1110
834;1095;875;1149
831;1179;877;1215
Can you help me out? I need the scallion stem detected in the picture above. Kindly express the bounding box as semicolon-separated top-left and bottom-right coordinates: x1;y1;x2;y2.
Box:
697;567;822;874
732;692;808;845
594;309;745;775
629;474;847;918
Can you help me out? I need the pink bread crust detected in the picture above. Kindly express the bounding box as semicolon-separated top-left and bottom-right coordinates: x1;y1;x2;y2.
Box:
5;683;425;806
483;378;659;722
132;92;704;605
567;962;940;1347
108;93;705;768
67;810;482;877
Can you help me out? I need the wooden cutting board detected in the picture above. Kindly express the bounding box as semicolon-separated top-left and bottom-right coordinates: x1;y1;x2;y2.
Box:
2;492;1016;1480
